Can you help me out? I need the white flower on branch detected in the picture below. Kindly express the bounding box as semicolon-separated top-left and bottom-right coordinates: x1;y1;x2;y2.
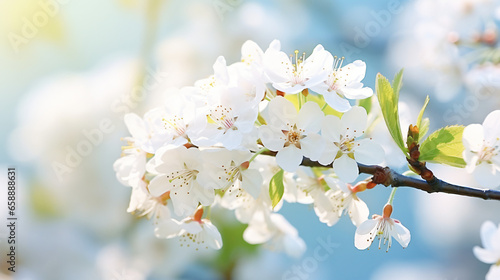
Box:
316;177;370;227
311;59;373;112
259;96;325;172
205;149;263;210
263;44;332;94
474;221;500;280
178;208;223;250
146;146;226;216
319;106;385;183
355;204;411;252
463;110;500;188
194;86;259;150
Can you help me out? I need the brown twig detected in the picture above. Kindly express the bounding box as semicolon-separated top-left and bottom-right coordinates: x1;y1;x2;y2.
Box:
261;150;500;201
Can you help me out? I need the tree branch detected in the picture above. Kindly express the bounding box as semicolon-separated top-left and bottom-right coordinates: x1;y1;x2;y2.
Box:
260;151;500;201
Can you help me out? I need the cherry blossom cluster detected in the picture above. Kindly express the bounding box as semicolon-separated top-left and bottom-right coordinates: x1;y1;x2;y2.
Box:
113;39;409;255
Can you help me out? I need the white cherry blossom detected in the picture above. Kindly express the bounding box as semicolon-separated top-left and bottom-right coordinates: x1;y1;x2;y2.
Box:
463;110;500;188
126;179;182;239
259;97;325;172
194;86;259;150
283;167;333;216
204;149;263;210
355;204;411;252
319;106;385;182
473;221;500;280
146;146;225;216
178;208;223;250
310;58;373;112
114;110;167;187
161;87;207;147
264;44;332;94
316;177;370;227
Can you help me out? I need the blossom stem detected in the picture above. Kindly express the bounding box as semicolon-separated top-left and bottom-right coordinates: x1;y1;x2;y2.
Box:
321;102;329;111
297;92;302;109
249;147;270;163
388;187;397;205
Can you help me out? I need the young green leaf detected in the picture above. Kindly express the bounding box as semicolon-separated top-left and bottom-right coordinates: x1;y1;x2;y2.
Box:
376;70;408;156
419;117;430;141
269;169;285;208
357;96;373;115
419;125;466;168
416;95;430;130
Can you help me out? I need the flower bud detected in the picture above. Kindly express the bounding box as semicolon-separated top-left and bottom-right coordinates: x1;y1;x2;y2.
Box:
382;204;393;218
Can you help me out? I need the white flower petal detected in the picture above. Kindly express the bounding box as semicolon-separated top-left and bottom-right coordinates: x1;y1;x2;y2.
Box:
341;60;367;82
124;113;149;140
334;154;359;183
341;86;373;100
474;246;500;264
355;219;379;250
349;197;369;226
203;222;223;249
354;139;385;165
318;142;340;166
486;264;500;280
393;222;411;248
297;101;323;134
267;96;298;126
241;169;263;199
321;115;343;143
147;175;171;197
155;218;182;239
474;162;500;188
342;106;367;138
259;125;285;151
463;124;485;152
243;222;272;244
481;221;498;250
323;91;352;113
300;133;325;161
276;146;303;172
263;50;293;84
483;110;500;145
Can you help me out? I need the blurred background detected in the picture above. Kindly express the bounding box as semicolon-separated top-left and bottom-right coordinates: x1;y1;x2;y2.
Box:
1;0;500;279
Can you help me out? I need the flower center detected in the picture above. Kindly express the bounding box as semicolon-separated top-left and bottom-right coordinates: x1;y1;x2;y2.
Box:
477;144;497;163
282;124;304;148
327;56;345;92
221;160;244;190
167;164;199;186
211;105;238;132
288;50;307;86
163;116;187;139
120;137;141;156
336;135;355;153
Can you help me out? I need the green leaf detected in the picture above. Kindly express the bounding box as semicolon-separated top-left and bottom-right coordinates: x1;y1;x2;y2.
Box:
419;125;466;168
269;169;285;208
357;96;372;115
416;95;430;129
376;70;407;156
419;117;430;141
